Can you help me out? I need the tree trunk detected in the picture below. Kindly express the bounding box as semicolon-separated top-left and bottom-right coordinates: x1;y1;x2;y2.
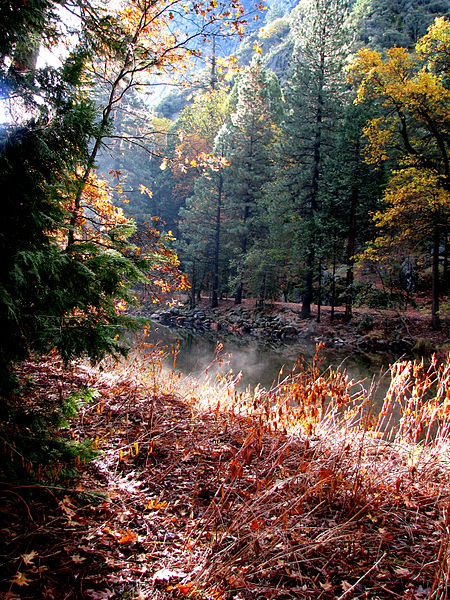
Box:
431;221;441;330
258;272;266;309
235;200;250;306
211;173;223;308
301;248;314;318
67;49;133;247
331;241;337;322
345;184;358;322
190;261;197;308
235;282;243;305
443;224;448;295
301;41;324;319
210;34;217;91
317;258;322;323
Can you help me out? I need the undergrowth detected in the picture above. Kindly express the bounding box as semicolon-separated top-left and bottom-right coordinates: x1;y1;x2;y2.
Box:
0;354;98;483
1;337;449;599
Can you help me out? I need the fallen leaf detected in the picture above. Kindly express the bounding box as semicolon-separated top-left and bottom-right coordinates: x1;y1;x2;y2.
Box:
173;583;195;595
21;550;38;565
71;554;86;563
118;529;139;544
250;518;263;531
341;580;352;592
320;580;333;591
394;566;411;577
10;571;31;586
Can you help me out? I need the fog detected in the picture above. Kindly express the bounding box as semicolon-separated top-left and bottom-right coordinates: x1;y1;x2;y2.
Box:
139;323;392;399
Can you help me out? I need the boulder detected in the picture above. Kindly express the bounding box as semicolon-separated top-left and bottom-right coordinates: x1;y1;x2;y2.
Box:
281;325;298;338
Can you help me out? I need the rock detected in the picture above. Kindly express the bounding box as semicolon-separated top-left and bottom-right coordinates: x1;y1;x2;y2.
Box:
400;256;418;293
281;325;298;338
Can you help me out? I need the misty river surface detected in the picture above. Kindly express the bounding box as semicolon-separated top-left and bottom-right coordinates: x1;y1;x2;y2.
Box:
142;322;397;401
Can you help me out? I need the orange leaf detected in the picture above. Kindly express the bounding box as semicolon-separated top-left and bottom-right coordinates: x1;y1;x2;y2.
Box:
10;572;31;586
173;583;195;595
118;529;139;544
250;518;263;531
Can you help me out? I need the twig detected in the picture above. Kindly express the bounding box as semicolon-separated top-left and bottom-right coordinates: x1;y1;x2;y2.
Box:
396;310;414;342
336;552;386;600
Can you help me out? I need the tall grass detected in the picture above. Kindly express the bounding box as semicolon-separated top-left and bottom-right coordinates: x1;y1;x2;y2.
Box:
99;339;450;598
164;346;450;599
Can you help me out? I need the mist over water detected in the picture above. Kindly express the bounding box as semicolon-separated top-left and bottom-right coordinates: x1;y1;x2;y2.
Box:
141;323;393;400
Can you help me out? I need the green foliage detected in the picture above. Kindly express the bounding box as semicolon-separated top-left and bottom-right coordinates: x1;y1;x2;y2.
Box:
354;282;392;308
0;4;170;393
218;57;284;302
0;114;148;389
0;377;98;483
356;313;375;333
352;0;450;50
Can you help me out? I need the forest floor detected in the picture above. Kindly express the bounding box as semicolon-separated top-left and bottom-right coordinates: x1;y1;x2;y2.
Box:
1;349;450;600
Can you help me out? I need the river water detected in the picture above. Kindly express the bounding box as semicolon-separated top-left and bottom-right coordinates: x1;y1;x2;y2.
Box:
142;322;397;401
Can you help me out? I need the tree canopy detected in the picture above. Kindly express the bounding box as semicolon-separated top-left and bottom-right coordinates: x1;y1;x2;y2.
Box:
347;16;450;328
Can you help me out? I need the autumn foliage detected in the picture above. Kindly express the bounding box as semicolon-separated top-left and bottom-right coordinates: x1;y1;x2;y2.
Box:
2;346;450;599
347;17;450;329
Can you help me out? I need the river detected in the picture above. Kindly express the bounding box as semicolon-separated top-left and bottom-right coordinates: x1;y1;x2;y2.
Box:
141;322;397;401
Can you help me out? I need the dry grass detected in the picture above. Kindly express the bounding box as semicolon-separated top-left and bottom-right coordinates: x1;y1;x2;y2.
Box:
1;340;449;599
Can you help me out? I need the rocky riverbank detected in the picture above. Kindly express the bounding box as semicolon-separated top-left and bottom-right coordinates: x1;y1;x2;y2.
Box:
142;298;449;357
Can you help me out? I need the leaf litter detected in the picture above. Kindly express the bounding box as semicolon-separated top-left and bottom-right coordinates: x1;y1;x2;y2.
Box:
0;347;449;599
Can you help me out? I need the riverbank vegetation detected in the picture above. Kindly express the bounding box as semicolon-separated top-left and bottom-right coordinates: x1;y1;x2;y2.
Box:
1;345;449;599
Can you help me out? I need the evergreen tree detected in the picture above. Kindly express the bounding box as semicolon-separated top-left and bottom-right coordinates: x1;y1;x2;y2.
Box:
174;90;231;306
281;0;351;318
352;0;450;50
178;162;228;307
218;56;283;304
318;102;385;320
0;68;150;390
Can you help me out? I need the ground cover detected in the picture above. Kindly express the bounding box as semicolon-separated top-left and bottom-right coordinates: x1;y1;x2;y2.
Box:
1;344;449;599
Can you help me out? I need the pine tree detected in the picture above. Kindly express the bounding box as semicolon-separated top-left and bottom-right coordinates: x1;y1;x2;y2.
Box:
218;56;283;304
178;163;228;307
281;0;351;318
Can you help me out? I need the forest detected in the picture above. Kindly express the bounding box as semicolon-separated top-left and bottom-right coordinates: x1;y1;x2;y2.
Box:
93;0;450;331
0;0;449;599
